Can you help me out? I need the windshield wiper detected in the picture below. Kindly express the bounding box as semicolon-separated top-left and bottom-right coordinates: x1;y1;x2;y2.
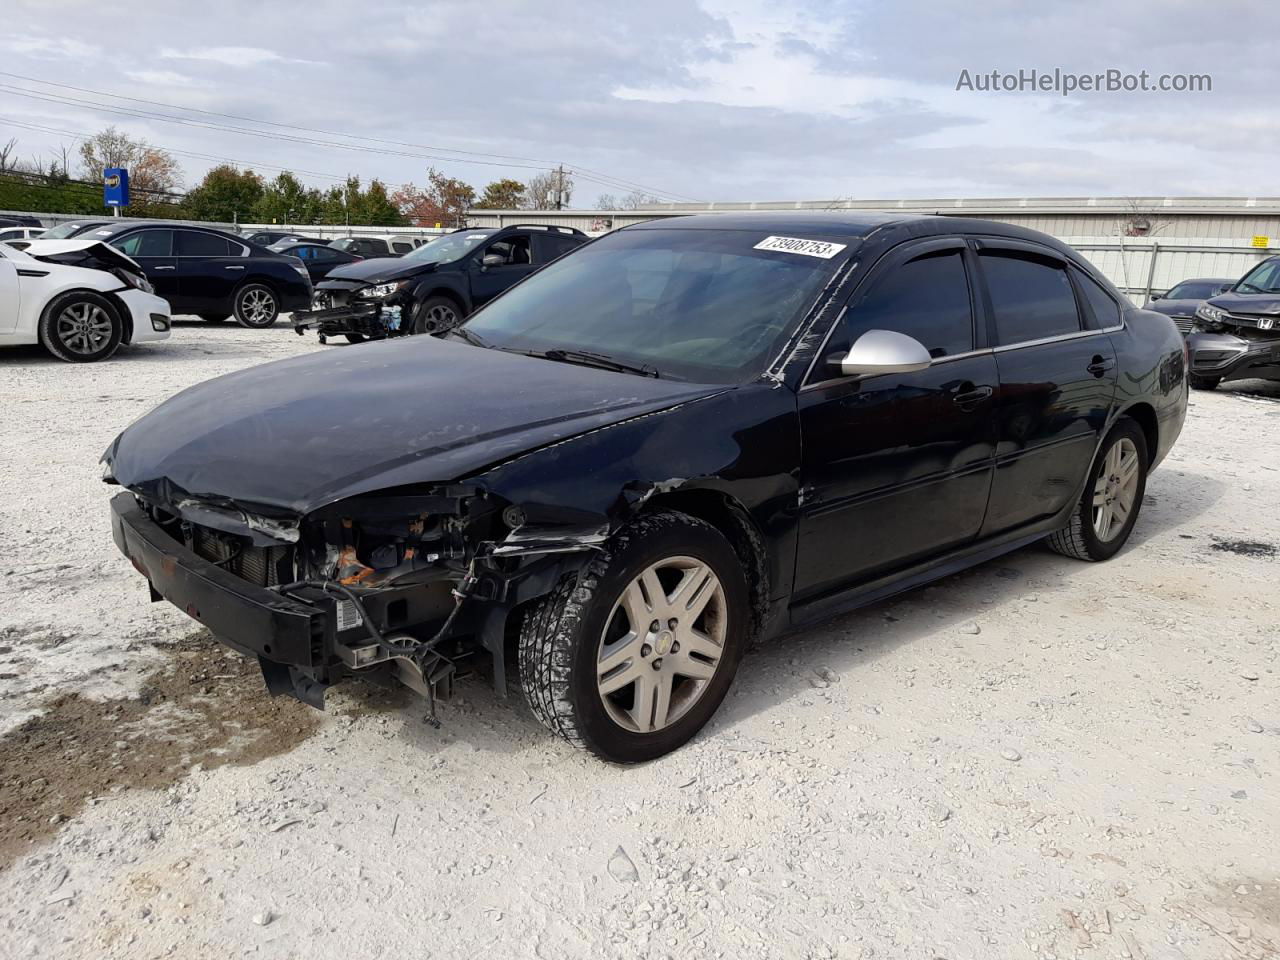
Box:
446;326;491;348
536;348;661;378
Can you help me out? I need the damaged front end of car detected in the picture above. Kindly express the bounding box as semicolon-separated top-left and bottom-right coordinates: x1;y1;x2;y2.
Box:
107;476;608;723
293;279;413;342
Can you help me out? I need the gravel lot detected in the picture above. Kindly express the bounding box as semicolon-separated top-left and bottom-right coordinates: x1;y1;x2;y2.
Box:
1;323;1278;960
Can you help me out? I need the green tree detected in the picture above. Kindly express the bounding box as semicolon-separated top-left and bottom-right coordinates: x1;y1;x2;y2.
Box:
183;165;264;224
251;171;322;225
475;178;526;209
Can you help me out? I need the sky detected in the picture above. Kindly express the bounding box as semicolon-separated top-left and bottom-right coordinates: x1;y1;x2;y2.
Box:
1;0;1276;207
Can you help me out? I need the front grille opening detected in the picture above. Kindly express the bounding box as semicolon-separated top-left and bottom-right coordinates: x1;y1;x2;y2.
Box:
190;524;292;587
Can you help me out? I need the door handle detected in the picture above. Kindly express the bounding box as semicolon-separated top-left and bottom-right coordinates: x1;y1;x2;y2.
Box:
950;383;993;409
1087;354;1115;377
224;265;245;270
153;265;175;271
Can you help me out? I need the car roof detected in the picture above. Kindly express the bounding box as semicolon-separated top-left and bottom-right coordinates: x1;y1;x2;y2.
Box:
1171;277;1236;284
85;220;237;237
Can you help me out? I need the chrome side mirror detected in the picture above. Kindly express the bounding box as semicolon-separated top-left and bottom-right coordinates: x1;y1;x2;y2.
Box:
481;253;505;268
834;329;933;377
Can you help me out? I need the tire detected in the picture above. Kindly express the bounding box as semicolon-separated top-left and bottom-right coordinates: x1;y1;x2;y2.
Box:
37;291;123;363
343;333;367;344
232;283;280;328
1046;418;1149;562
1189;374;1220;391
199;314;229;323
518;510;750;763
410;296;463;335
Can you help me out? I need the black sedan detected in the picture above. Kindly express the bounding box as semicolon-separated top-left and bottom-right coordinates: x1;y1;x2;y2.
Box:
81;221;313;327
103;212;1187;762
269;240;364;285
1186;257;1280;389
1146;277;1235;334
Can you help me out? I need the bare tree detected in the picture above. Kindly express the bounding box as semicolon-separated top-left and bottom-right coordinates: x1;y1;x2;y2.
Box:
1118;197;1173;238
525;167;574;210
0;138;17;173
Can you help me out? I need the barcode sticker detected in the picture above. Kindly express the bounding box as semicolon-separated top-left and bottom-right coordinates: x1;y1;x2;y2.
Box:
753;236;848;259
335;599;363;632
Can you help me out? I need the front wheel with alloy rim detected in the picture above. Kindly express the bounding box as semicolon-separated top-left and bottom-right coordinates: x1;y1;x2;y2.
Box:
519;511;750;762
1046;417;1149;562
233;283;280;328
411;296;462;335
38;290;123;363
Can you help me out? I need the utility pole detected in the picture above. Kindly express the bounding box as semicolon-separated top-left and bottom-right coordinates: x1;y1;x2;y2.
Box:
554;164;565;210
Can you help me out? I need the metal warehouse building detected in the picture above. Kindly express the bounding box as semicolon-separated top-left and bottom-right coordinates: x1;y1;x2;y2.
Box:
467;197;1280;305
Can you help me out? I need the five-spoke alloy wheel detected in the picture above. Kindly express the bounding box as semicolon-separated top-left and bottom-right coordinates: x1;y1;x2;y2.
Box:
519;511;749;763
1047;417;1149;562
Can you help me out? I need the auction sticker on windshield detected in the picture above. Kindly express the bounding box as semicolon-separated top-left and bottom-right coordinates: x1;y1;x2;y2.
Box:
753;236;848;259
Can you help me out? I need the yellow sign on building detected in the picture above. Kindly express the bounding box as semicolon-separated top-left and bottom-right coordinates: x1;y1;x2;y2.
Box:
1251;235;1271;248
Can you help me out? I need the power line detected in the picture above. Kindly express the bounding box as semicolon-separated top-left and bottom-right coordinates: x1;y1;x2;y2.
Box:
0;72;700;203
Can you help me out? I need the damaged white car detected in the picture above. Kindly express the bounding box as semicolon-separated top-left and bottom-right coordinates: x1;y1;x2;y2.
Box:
0;238;171;362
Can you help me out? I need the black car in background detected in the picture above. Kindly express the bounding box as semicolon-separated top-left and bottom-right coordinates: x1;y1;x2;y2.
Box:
106;212;1186;762
1187;257;1280;389
1146;277;1235;334
243;230;328;247
294;224;587;342
271;240;364;284
75;221;313;327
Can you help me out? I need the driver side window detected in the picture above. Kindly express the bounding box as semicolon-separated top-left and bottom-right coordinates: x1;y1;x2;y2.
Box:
823;249;974;365
483;236;531;266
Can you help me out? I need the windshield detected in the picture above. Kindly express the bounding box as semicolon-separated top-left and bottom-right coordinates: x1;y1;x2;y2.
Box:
42;221;98;240
1165;281;1222;300
1235;260;1280;294
462;228;849;383
402;229;494;263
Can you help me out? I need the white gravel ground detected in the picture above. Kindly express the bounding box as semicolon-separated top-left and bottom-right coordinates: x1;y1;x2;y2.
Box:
1;323;1278;960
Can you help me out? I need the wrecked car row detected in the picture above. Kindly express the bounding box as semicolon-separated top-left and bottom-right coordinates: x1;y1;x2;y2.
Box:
105;212;1188;761
1186;256;1280;390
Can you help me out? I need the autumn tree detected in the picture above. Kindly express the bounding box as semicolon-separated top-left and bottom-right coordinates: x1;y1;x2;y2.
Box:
392;168;475;226
474;178;526;209
76;126;182;201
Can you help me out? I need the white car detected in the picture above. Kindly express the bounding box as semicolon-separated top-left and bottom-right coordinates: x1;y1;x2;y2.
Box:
0;238;172;362
0;226;45;248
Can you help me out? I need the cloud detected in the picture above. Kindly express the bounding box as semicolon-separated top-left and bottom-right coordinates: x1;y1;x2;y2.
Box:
124;70;202;88
2;34;100;60
159;46;323;68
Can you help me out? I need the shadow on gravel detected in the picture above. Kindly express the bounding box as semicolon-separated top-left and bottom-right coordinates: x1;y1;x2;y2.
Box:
0;630;319;868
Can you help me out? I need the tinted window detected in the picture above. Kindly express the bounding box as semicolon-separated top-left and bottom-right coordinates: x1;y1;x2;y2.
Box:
464;227;842;384
311;246;343;262
980;252;1081;344
111;229;173;257
484;236;531;266
392;241;413;254
1165;280;1220;300
1235;259;1280;294
176;231;233;257
537;234;581;262
825;249;973;362
1074;268;1121;328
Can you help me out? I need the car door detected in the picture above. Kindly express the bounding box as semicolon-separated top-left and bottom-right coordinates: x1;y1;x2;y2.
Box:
469;233;535;307
109;229;178;304
0;250;19;333
174;230;242;312
794;239;998;599
971;240;1119;537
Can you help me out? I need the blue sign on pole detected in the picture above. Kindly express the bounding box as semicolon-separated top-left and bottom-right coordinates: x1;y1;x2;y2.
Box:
103;167;130;208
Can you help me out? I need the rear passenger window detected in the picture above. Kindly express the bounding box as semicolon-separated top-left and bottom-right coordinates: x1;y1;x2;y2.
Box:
980;252;1081;344
176;231;232;257
1073;268;1121;329
111;229;172;257
826;250;973;362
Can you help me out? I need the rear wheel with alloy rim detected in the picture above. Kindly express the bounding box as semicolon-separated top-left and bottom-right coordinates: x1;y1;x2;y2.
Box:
411;296;461;335
519;511;749;762
233;283;280;328
1046;417;1149;562
38;291;123;363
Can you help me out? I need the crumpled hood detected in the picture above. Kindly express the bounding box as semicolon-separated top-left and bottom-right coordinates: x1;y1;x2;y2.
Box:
104;337;723;516
320;257;436;285
1206;290;1280;316
19;238;145;274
